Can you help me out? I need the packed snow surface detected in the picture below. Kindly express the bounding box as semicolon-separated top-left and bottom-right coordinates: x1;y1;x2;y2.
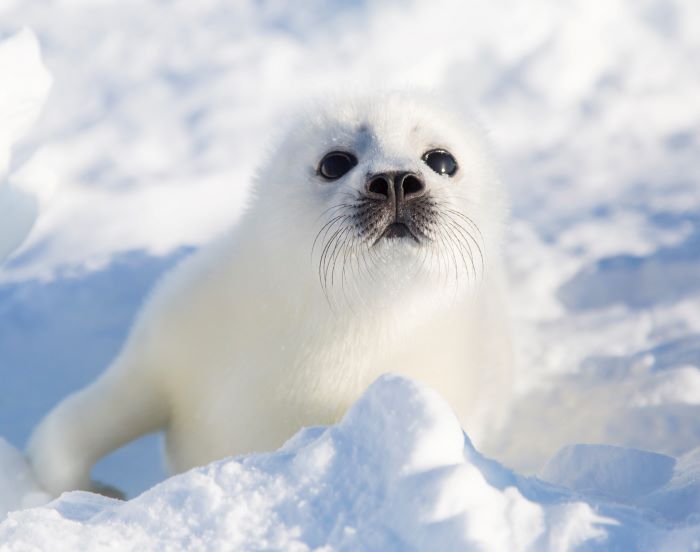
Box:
1;0;700;549
3;375;700;551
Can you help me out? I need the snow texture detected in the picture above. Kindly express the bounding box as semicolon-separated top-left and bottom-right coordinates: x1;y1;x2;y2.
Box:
0;374;689;551
1;0;700;549
0;28;52;264
2;375;700;550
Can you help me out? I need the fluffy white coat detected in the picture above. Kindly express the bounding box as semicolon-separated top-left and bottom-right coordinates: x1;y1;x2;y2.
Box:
28;93;512;495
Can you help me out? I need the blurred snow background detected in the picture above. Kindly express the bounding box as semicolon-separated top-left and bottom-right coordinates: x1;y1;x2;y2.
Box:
0;0;699;502
0;28;51;264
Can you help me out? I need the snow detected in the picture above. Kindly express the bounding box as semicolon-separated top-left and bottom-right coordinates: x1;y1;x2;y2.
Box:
1;0;700;549
0;28;52;264
2;375;700;550
541;444;678;503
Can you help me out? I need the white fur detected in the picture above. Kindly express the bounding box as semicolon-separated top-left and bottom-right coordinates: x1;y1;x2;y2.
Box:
27;93;513;496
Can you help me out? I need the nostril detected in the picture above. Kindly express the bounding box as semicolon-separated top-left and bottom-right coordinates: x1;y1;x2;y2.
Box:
401;175;425;199
367;177;390;199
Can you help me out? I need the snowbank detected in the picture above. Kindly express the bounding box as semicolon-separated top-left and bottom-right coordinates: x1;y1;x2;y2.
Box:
0;28;52;264
2;375;700;551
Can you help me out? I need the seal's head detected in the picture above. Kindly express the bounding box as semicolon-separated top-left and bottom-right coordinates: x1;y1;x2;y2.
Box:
254;93;506;306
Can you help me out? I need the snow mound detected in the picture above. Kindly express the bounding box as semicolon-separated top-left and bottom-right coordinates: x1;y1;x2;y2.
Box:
3;375;700;551
0;28;52;264
541;444;676;503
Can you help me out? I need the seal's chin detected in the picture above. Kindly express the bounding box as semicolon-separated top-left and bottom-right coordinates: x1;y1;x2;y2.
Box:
375;222;421;245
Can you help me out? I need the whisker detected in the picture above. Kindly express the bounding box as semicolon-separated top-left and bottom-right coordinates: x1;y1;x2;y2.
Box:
329;226;352;287
440;216;473;284
319;224;348;302
311;191;486;307
445;213;485;278
442;215;477;281
312;214;347;261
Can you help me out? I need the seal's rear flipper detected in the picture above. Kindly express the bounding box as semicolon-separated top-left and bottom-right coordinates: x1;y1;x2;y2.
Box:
90;480;126;500
27;354;168;497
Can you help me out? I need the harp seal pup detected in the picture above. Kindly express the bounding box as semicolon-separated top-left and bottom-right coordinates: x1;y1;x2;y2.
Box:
28;93;513;496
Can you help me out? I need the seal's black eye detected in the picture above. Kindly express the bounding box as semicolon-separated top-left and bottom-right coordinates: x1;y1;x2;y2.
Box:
422;149;458;177
318;151;357;180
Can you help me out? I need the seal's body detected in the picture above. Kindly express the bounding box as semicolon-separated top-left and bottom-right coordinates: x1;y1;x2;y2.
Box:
28;93;512;495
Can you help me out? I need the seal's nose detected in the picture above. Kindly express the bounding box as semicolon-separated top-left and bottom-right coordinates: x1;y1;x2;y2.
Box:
365;172;426;205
